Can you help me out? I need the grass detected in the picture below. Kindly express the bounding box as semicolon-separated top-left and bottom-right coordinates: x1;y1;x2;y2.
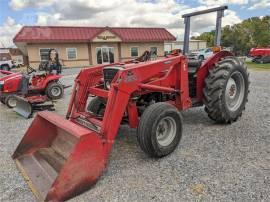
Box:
246;61;270;70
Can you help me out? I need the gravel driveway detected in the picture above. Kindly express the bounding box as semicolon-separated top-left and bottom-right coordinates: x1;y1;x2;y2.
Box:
0;68;269;202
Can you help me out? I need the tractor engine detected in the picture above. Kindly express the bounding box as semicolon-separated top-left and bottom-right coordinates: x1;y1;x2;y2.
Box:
102;65;171;116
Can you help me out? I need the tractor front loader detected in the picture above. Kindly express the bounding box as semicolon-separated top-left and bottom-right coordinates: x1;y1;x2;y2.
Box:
12;6;250;201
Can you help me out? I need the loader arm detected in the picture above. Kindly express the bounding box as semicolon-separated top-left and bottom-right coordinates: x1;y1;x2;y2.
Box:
66;55;191;157
69;56;189;125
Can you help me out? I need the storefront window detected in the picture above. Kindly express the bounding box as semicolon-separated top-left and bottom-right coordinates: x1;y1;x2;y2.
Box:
96;47;114;64
150;47;157;56
67;48;77;60
96;48;102;64
131;47;138;57
40;48;50;61
109;48;114;63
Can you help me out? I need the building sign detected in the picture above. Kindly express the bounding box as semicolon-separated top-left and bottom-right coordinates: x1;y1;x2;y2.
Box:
97;35;117;40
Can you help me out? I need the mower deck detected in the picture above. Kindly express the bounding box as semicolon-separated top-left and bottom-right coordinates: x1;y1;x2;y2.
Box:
14;95;55;118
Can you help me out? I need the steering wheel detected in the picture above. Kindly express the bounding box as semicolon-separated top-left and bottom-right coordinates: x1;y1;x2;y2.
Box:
27;66;37;74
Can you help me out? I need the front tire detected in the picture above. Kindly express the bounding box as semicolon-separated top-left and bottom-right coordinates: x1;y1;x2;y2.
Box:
46;82;64;100
203;56;250;123
6;95;17;108
137;102;183;158
87;97;105;116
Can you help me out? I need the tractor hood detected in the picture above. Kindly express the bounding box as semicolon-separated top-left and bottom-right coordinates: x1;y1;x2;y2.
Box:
0;72;22;93
0;72;22;82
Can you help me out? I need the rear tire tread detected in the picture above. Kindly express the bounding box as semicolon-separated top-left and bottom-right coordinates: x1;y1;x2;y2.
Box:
203;57;250;123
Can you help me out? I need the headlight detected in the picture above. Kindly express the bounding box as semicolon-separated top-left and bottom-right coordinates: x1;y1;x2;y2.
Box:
105;81;111;89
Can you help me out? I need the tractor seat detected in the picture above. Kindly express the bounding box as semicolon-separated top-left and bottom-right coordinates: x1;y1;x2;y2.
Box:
188;59;202;74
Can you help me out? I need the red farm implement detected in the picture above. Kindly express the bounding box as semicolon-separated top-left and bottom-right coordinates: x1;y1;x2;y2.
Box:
12;6;250;201
0;49;69;118
249;47;270;64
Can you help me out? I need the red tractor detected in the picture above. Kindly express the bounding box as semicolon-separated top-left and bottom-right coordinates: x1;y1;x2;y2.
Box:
12;6;250;201
0;49;66;117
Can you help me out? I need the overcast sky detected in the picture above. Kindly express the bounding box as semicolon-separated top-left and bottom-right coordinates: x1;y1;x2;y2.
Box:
0;0;269;47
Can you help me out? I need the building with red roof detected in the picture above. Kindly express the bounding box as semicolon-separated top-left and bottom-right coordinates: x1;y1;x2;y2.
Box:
14;26;176;67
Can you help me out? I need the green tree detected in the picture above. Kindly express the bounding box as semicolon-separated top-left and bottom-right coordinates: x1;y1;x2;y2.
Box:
191;30;215;47
192;16;270;55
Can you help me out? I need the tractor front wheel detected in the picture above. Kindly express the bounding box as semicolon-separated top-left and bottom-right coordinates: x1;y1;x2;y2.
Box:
87;97;105;116
6;95;17;108
203;56;250;123
137;102;183;158
46;82;64;100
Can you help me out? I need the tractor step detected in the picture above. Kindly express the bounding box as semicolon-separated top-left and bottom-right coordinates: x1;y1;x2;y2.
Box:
13;111;106;201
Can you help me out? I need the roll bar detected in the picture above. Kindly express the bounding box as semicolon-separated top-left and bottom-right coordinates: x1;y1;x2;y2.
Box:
182;6;228;55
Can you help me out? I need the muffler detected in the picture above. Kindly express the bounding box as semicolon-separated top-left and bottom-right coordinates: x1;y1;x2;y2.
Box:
12;111;106;201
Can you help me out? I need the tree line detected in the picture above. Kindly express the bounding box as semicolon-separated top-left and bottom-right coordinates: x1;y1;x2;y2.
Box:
191;16;270;55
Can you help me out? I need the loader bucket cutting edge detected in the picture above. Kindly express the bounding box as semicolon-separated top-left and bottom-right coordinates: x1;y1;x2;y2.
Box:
12;111;107;201
13;96;33;118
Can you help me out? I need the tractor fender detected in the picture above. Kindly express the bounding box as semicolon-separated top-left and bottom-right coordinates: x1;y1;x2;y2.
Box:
196;50;234;102
41;74;62;89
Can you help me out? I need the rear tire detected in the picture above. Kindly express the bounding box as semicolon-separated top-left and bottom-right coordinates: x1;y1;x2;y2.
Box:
87;97;105;116
203;56;250;123
46;82;64;100
137;102;183;158
6;95;17;108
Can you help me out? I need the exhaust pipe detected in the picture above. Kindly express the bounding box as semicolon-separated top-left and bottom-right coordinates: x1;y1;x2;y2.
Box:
12;111;106;201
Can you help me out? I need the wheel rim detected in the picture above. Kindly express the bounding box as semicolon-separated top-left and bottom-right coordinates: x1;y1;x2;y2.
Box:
156;117;177;147
50;86;61;97
225;71;245;112
8;97;17;107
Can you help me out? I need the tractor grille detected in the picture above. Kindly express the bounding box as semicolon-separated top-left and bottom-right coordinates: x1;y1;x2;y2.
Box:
103;66;124;89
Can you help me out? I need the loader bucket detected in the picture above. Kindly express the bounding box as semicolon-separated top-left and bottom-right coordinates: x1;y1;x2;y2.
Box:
12;111;106;201
13;96;33;118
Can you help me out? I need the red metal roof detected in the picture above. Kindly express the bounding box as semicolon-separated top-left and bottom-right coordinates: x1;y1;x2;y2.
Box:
14;26;176;43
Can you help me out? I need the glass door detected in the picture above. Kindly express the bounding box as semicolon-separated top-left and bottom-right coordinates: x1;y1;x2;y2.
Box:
96;47;114;64
101;47;109;64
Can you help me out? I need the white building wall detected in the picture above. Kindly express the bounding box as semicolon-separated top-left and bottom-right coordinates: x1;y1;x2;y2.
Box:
164;40;207;53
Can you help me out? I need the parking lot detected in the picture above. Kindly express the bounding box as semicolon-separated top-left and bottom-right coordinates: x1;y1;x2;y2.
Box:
0;68;269;202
